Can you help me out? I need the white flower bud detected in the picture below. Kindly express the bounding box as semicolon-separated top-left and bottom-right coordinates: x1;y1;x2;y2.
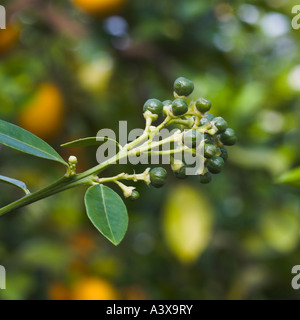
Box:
68;156;78;165
123;186;136;198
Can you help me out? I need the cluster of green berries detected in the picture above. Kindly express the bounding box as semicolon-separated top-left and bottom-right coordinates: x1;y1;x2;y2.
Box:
129;167;167;200
140;77;237;193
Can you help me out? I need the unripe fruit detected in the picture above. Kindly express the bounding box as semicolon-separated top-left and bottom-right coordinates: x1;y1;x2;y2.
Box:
219;148;228;162
207;156;224;174
143;99;163;115
199;117;210;127
205;113;215;121
204;144;217;159
204;133;214;144
150;167;167;188
220;128;237;146
200;172;212;184
183;130;202;148
174;77;194;97
171;99;188;116
130;190;140;201
162;100;173;106
195;98;212;113
173;166;187;179
213;117;228;133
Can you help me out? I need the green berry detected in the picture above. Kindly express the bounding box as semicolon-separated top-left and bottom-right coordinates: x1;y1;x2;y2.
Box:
130;190;140;201
183;129;202;148
204;133;214;144
213;117;228;133
205;113;215;121
162;100;173;106
174;77;194;97
200;172;212;184
172;98;188;116
195;98;212;113
173;166;187;179
219;148;228;162
150;167;167;188
143;98;163;114
199;117;210;127
207;156;224;174
220;128;237;146
204;144;217;159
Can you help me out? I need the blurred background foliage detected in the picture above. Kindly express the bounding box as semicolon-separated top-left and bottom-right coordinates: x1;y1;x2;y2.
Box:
0;0;299;300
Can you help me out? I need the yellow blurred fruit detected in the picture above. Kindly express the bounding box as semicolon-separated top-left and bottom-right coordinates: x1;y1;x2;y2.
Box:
163;184;214;263
19;83;65;141
71;277;119;300
78;57;114;93
72;0;125;15
0;23;20;54
260;207;299;253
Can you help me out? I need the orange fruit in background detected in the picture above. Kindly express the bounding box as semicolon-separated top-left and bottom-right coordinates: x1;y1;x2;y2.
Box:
72;0;125;16
18;83;65;141
71;277;119;300
70;232;96;257
125;285;149;300
0;23;20;54
49;283;70;300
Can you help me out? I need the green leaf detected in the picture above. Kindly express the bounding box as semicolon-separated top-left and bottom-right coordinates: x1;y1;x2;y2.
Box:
61;137;121;149
0;175;30;194
276;167;300;188
84;184;128;246
0;120;67;167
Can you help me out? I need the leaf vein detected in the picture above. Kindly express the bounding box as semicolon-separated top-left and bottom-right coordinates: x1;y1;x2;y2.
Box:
100;185;116;244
